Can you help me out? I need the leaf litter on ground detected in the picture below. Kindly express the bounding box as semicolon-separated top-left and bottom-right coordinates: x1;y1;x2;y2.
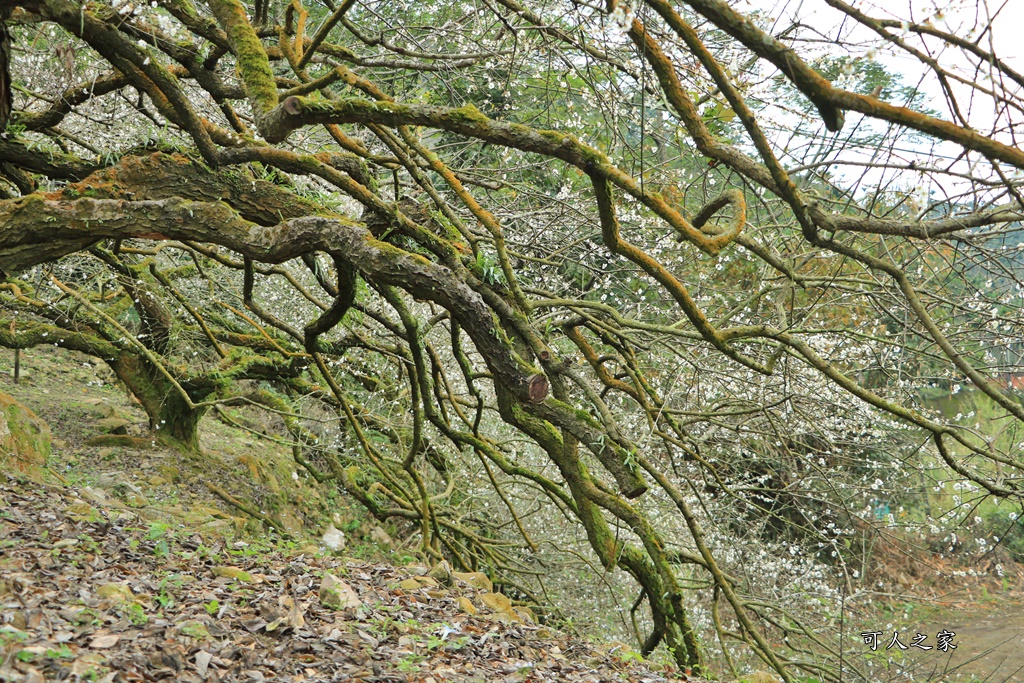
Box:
0;478;701;682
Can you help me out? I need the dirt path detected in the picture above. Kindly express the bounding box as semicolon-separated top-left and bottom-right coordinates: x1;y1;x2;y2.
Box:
867;600;1024;683
927;604;1024;682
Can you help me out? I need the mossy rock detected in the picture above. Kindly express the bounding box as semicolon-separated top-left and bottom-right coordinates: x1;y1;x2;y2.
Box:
320;573;362;610
451;571;492;592
398;576;438;591
457;596;477;615
479;591;520;622
79;397;116;418
66;502;103;523
427;560;452;585
514;606;536;624
96;583;134;604
0;392;51;479
212;566;253;582
279;508;304;535
157;465;181;482
95;416;131;435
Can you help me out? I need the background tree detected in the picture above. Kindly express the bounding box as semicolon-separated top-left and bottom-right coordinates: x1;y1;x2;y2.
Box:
1;0;1023;680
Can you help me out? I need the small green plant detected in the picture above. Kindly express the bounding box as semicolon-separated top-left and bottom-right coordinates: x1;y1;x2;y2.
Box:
15;650;36;663
66;608;103;627
179;621;210;639
44;645;75;660
204;599;220;616
161;574;186;588
368;616;395;637
0;627;29;648
473;251;503;285
147;523;171;540
396;654;424;672
77;533;100;553
425;633;470;651
148;523;173;557
194;544;219;562
82;666;109;681
121;602;148;626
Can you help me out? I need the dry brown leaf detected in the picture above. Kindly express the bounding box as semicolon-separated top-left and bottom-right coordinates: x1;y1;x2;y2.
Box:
195;649;213;677
89;634;120;649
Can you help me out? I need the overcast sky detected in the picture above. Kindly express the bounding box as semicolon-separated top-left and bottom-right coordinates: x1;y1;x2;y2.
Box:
717;0;1024;201
735;0;1024;122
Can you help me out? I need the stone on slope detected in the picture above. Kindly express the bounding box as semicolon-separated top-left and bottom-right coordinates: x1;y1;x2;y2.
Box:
0;391;51;479
320;573;362;610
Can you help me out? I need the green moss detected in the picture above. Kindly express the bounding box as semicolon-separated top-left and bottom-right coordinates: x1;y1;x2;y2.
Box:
509;403;562;447
538;129;566;146
575;144;605;167
15;194;47;216
568;405;602;429
211;566;253;582
0;393;51;479
208;0;278;114
454;103;489;125
296;97;350;115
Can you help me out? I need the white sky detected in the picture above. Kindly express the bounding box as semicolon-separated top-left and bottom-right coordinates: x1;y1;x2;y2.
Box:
735;0;1024;129
724;0;1024;201
736;0;1024;58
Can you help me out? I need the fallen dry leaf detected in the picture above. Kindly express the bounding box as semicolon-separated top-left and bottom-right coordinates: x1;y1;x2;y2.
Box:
89;634;120;649
195;649;213;677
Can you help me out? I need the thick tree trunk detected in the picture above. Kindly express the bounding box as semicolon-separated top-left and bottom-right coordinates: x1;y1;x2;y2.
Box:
1;318;208;451
110;354;208;452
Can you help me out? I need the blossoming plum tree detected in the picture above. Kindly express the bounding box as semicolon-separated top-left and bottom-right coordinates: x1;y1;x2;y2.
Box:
1;0;1023;679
